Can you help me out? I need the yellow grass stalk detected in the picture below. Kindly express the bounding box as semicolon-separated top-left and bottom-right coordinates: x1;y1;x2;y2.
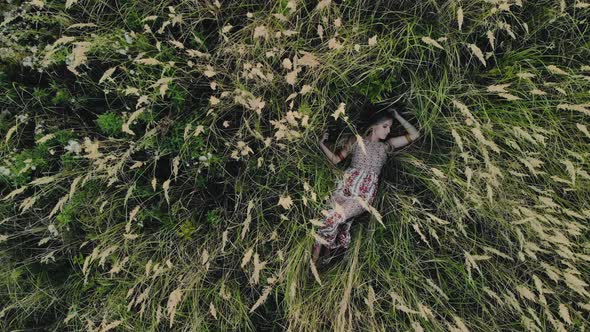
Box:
209;302;217;320
412;223;430;246
487;84;511;93
309;258;322;285
249;286;272;313
241;247;254;268
451;128;464;152
277;194;293;210
467;43;486;67
558;303;572;325
547;65;568;75
167;288;183;327
516;285;536;302
297;52;320;67
452;315;470;332
241;200;255;239
36;133;55;143
487;31;495;50
250;253;266;285
162;179;171;205
316;0;331;10
557;103;590;116
365;285;376;316
99;67;117;84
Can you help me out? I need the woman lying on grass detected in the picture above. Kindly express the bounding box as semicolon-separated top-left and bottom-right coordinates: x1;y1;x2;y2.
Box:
312;106;421;268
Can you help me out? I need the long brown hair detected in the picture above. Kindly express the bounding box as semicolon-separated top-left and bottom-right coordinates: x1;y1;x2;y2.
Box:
334;102;398;150
360;108;396;139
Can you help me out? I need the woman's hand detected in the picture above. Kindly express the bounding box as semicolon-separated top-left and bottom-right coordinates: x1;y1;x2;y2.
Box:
392;109;401;119
320;130;329;144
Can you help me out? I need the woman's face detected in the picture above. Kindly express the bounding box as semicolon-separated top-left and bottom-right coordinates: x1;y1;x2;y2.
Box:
372;119;393;140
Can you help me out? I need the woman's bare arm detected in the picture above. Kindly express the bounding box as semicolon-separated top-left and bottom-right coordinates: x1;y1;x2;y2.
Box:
386;111;420;149
319;132;354;165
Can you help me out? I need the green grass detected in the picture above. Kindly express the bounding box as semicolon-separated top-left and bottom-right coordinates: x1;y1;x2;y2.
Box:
1;0;589;331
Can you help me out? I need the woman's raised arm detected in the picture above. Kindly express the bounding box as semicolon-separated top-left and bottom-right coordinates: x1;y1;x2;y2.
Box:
386;111;420;150
319;132;355;165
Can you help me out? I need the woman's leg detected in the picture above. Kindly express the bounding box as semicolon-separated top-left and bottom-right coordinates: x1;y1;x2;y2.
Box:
312;241;322;264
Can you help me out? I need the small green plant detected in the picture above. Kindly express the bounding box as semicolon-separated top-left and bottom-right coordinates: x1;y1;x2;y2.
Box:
96;111;123;136
178;219;196;240
206;208;221;226
51;87;71;105
353;69;396;103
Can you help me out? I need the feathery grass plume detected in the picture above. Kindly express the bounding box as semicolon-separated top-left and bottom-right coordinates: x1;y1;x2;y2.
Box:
558;303;572;325
457;7;464;31
331;102;346;120
282;58;292;70
99;67;117;84
36;133;55;143
430;167;446;179
497;93;521;100
576;123;590;138
364;285;376;316
451;128;464;151
452;99;478;126
241;200;255;240
309;258;322;285
412;321;425;332
452;315;470;332
316;0;331;10
529;88;547;95
467;43;486;67
486;84;511;93
134;57;162;65
162;179;171;205
48;195;69;218
250;253;266;285
19;195;38;213
277;194;293;210
241;247;254;268
300;85;312;95
285;68;301;85
297;52;320;68
253;25;269;39
121;107;146;136
487;30;495;50
328;37;342;49
5;124;18;143
516;71;535;79
249;286;272;313
559;159;576;184
167;288;183;327
563;271;590;297
557;103;590;116
547;64;568;75
425;277;449;301
516;285;536;302
421;36;444;50
412;223;430;246
67;41;91;75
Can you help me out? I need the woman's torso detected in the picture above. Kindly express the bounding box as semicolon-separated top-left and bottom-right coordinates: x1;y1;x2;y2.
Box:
348;138;388;176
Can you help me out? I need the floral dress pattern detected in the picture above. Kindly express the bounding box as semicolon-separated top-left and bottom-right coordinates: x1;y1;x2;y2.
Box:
317;138;390;250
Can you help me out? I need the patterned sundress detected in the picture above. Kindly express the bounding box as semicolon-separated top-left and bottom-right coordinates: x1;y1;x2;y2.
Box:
316;137;390;250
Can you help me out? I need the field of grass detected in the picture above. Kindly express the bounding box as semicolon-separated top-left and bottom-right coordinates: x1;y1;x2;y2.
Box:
1;0;590;330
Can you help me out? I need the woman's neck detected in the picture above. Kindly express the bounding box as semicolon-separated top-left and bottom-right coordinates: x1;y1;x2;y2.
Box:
365;134;380;142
